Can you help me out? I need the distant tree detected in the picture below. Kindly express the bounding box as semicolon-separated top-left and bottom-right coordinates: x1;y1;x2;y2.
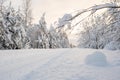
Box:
0;0;6;12
27;13;49;48
38;13;49;48
49;25;70;48
23;0;33;27
0;0;4;7
27;13;70;49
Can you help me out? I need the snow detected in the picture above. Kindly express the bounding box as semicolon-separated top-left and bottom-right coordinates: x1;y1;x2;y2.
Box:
0;48;120;80
85;51;108;66
58;14;72;27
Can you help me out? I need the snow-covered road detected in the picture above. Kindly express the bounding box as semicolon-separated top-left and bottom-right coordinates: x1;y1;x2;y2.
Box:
0;48;120;80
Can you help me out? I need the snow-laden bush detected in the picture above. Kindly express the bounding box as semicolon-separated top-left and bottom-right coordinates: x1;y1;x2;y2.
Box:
85;51;108;66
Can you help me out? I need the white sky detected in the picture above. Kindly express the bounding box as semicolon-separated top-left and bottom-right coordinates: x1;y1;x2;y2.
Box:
11;0;104;25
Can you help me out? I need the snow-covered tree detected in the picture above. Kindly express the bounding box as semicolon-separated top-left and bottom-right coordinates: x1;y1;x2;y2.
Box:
58;2;120;49
0;0;6;12
48;25;70;48
102;0;120;49
0;4;30;49
23;0;33;27
27;13;70;49
77;14;106;49
38;13;49;48
48;25;60;48
27;13;49;48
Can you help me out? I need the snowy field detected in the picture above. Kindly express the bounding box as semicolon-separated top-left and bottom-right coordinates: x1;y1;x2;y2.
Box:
0;48;120;80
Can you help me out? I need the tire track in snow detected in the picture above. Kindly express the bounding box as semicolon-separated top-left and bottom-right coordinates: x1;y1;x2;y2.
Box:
22;49;70;80
0;49;69;80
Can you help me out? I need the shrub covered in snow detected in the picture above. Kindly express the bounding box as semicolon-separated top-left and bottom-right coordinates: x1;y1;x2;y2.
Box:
85;51;108;66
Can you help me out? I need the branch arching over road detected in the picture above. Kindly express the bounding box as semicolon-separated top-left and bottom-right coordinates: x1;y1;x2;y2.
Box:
67;3;120;21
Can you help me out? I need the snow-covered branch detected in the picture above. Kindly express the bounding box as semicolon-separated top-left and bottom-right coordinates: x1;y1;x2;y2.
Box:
68;3;120;21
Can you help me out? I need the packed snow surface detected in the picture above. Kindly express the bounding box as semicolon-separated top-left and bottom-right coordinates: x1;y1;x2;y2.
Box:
0;48;120;80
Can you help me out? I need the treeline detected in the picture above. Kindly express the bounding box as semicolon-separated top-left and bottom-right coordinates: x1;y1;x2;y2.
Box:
0;0;71;49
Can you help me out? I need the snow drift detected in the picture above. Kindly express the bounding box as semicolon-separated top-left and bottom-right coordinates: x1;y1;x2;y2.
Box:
85;51;108;66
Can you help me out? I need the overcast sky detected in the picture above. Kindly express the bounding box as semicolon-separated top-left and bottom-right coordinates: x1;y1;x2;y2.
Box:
11;0;103;25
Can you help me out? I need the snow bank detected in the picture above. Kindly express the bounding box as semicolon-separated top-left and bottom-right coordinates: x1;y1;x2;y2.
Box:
85;51;108;66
